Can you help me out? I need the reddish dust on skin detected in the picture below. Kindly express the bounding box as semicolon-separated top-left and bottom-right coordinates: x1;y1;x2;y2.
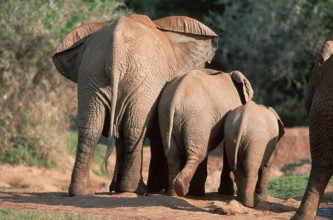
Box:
0;128;332;219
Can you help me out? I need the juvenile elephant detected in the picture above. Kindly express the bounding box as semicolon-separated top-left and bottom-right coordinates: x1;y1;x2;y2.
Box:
52;14;218;196
158;69;254;197
292;40;333;220
222;101;284;207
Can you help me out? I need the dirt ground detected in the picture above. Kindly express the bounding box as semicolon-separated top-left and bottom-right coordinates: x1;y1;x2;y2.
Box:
0;127;332;219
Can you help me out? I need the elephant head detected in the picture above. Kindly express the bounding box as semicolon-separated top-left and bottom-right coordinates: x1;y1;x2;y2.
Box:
52;14;219;196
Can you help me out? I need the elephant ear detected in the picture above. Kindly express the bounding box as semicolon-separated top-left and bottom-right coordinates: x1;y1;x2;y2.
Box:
52;22;108;83
153;16;219;75
305;40;333;113
268;107;285;140
230;70;254;104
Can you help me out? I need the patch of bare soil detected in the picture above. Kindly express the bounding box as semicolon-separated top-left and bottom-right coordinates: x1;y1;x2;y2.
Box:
0;128;332;219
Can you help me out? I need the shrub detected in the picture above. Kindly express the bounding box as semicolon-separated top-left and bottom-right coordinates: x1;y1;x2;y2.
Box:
0;1;118;167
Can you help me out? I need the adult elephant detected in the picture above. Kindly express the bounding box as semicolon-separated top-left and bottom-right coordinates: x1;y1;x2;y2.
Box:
292;40;333;219
158;69;254;197
223;101;284;207
52;14;218;196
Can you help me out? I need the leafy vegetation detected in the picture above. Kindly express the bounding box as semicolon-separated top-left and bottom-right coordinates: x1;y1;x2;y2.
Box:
0;1;118;167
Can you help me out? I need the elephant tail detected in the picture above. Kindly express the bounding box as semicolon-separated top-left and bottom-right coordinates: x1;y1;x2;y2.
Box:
167;106;175;150
103;65;119;171
233;108;247;171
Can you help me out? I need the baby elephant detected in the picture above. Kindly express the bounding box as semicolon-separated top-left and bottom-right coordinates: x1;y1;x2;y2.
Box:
158;69;254;197
222;100;284;207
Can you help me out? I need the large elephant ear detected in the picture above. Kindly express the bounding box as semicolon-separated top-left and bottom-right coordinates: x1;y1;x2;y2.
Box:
305;40;333;113
153;16;219;75
230;70;254;104
268;107;285;140
52;22;108;83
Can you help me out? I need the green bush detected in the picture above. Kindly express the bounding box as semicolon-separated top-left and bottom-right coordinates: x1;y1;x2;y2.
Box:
0;1;118;167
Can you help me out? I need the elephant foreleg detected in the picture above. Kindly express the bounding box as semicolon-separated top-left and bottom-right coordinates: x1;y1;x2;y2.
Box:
292;166;333;220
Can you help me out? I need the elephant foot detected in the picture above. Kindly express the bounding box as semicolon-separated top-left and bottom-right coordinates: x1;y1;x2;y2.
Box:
188;185;205;197
109;181;120;193
238;195;256;208
218;186;235;196
68;181;95;196
291;210;316;220
174;178;189;197
147;182;168;194
120;179;148;195
256;193;267;202
167;189;178;196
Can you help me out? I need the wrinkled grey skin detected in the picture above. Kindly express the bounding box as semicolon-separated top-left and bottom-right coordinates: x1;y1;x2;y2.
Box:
158;69;254;197
292;40;333;220
52;14;218;196
222;101;284;207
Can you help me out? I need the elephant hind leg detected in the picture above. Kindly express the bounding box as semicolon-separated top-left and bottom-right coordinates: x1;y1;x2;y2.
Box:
120;124;148;195
235;172;258;208
256;146;276;202
166;139;181;196
69;108;105;196
174;155;204;197
188;157;208;196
